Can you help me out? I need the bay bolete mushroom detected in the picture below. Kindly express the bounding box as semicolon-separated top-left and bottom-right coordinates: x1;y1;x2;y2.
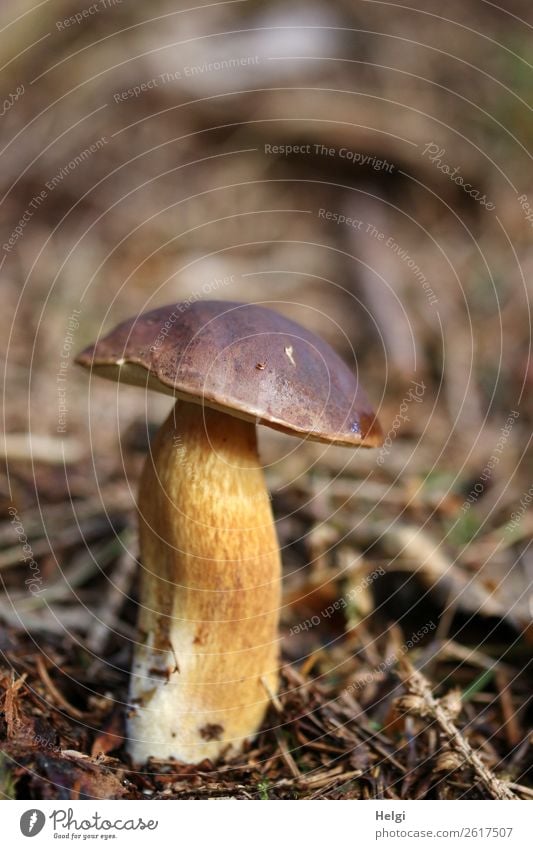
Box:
76;300;382;763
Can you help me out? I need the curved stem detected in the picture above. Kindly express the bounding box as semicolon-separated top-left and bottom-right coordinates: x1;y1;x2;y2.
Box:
127;400;281;763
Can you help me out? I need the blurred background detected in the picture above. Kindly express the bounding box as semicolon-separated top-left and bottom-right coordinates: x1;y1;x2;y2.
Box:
0;0;532;799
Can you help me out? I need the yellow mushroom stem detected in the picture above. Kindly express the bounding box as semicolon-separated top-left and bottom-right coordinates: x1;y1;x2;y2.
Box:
127;400;281;763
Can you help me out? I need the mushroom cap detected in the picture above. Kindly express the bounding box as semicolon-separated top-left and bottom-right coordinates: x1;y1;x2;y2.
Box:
75;301;383;448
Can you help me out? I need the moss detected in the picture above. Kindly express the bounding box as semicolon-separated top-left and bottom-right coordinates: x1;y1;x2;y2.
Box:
0;753;17;799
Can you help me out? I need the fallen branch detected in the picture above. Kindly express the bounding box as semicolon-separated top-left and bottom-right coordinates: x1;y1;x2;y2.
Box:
398;656;517;800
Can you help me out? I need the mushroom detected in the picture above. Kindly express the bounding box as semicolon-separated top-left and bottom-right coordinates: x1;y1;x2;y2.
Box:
76;300;383;763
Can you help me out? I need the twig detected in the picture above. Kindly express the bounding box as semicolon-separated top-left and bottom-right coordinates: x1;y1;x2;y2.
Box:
507;782;533;799
0;603;92;634
35;655;89;721
9;538;117;610
0;483;134;548
85;532;137;654
439;639;514;675
260;676;283;713
0;516;116;571
308;767;363;798
399;657;518;800
300;649;325;679
2;672;27;737
1;433;84;465
494;669;522;748
272;727;301;779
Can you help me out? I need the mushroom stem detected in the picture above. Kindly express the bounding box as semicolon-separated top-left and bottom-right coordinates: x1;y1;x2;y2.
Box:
128;400;281;763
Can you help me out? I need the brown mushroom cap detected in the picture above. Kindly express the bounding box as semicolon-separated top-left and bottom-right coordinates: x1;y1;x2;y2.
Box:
76;300;383;447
